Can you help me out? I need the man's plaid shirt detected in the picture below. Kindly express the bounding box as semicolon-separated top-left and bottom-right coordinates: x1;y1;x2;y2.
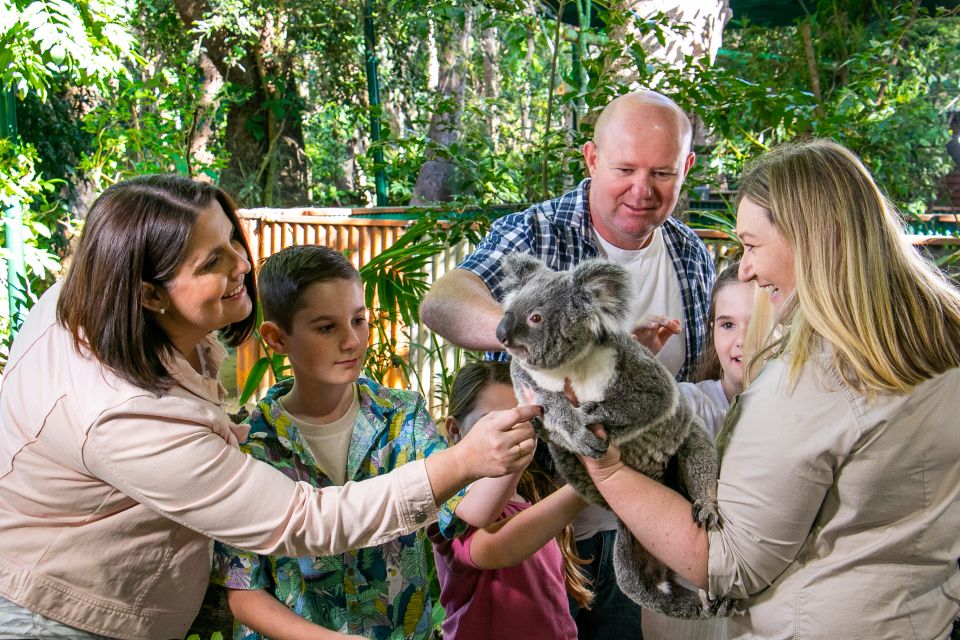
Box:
459;178;716;382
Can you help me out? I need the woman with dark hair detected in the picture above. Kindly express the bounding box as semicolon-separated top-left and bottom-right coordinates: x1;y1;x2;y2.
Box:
0;175;538;640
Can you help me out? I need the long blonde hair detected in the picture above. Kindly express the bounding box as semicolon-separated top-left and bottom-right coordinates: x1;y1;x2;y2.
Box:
743;283;777;386
738;139;960;395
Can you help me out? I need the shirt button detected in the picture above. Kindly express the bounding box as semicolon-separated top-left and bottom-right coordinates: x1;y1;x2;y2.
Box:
414;511;427;524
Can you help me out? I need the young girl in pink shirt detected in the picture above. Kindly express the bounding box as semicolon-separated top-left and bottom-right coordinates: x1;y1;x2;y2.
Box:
429;361;592;640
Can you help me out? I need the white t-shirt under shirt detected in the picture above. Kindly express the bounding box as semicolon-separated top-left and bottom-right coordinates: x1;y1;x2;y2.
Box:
278;385;360;486
576;227;687;541
592;226;686;377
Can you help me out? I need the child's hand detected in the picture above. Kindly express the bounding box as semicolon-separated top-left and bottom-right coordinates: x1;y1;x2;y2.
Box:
576;425;624;484
456;404;540;480
630;315;682;355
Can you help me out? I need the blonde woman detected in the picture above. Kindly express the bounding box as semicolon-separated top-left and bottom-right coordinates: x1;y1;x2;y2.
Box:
579;139;960;639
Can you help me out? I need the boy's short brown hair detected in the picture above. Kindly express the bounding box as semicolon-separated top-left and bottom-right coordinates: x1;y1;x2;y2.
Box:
258;245;360;333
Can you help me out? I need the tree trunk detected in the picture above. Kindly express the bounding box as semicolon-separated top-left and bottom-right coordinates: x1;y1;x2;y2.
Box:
185;51;223;178
631;0;730;65
427;18;440;90
410;8;474;204
800;22;822;105
172;0;308;207
521;8;535;145
480;23;501;149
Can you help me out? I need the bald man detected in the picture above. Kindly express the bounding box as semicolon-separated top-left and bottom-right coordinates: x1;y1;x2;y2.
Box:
421;91;714;378
420;91;717;639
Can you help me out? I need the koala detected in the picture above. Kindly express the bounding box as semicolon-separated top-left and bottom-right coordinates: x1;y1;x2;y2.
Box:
494;252;734;619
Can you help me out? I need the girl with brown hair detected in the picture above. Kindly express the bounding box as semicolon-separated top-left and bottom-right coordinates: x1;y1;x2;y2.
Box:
429;361;592;640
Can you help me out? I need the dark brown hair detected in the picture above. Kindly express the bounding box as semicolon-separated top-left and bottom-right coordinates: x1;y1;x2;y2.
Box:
57;174;257;393
257;244;360;333
447;361;594;609
694;261;743;383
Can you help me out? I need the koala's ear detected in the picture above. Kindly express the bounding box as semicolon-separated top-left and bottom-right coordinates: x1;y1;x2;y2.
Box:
500;252;545;293
573;259;630;322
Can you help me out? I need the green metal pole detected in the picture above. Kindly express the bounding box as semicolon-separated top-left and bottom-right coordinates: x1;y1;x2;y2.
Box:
572;0;591;131
570;40;580;132
363;0;388;207
1;89;27;338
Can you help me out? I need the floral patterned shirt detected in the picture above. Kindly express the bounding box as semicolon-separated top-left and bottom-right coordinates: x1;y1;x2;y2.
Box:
211;377;464;640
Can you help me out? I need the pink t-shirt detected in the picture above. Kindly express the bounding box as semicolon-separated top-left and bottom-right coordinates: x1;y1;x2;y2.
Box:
429;500;578;640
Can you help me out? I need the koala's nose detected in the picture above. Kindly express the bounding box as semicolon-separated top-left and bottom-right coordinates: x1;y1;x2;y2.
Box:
495;312;516;346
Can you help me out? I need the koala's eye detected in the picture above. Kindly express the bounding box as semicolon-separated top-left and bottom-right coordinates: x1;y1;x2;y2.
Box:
528;312;543;325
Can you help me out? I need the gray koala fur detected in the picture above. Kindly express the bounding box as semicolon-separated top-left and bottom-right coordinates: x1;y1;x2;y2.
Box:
495;252;735;619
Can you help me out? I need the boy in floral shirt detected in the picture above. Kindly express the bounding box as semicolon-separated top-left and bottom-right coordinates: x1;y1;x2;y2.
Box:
211;245;516;639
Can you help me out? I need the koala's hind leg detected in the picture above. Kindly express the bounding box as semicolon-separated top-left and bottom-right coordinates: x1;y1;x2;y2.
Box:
612;522;707;619
612;522;736;619
546;443;608;508
675;417;721;529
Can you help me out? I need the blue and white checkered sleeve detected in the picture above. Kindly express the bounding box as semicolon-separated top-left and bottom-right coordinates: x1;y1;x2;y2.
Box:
458;211;536;302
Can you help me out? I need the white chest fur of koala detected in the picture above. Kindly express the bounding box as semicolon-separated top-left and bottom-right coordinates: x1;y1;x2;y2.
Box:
495;253;735;620
523;344;616;447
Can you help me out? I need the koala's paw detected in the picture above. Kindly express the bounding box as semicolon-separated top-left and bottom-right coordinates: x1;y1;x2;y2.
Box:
582;433;609;458
578;401;600;415
691;496;720;530
530;415;547;438
699;591;738;617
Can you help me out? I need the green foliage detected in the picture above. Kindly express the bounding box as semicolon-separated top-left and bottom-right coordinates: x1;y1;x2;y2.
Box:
1;0;139;358
76;59;228;192
703;1;960;216
0;0;139;101
0;138;68;358
16;88;94;189
7;0;960;382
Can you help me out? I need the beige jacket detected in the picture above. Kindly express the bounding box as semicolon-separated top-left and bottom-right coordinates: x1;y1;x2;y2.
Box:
709;347;960;639
0;283;438;639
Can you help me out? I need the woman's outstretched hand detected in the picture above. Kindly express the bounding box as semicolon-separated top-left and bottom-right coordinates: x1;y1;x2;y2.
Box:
456;404;540;480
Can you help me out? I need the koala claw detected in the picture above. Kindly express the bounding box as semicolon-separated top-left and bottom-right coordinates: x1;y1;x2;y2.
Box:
704;594;738;617
530;416;547;437
582;434;609;459
578;401;600;415
692;497;720;530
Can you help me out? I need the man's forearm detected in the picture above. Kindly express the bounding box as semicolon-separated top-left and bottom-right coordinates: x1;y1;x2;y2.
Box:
420;269;504;350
